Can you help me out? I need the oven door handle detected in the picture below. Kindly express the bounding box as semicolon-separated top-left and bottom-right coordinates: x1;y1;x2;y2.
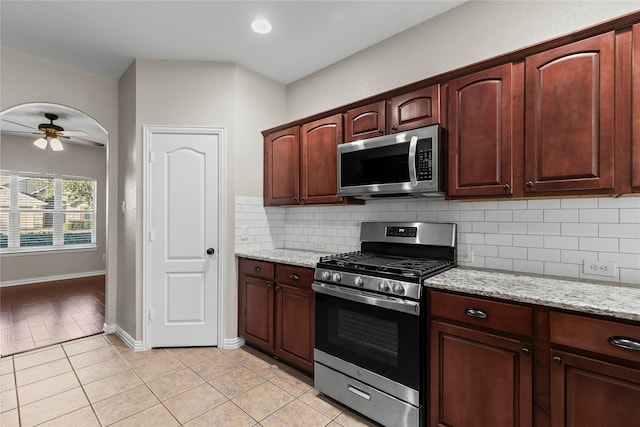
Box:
408;135;418;187
312;283;420;316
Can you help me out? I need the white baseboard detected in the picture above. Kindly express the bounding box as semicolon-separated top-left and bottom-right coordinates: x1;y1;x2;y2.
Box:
103;323;116;334
114;325;144;351
224;337;245;349
0;270;106;287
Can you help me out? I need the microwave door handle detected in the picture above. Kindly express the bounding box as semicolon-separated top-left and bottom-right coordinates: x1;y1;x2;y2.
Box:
408;135;418;186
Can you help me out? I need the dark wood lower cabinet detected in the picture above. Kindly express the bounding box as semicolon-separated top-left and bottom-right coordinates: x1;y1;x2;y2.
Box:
550;350;640;427
430;320;532;427
274;283;314;373
238;257;315;374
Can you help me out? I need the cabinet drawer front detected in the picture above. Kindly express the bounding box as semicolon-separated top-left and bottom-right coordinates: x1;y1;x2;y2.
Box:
430;290;533;337
550;312;640;363
238;258;274;279
276;264;314;289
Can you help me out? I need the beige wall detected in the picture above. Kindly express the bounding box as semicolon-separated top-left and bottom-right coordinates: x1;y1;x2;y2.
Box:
119;59;286;341
286;1;640;121
0;134;106;282
0;47;119;326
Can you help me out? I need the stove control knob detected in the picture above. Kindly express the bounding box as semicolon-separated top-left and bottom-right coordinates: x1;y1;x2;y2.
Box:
354;276;364;287
332;272;342;283
392;283;405;295
378;280;390;292
321;271;331;281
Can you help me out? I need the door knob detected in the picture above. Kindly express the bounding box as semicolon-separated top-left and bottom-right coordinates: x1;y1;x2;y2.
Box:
206;248;215;255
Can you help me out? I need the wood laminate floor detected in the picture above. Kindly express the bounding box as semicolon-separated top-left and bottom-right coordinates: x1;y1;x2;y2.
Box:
0;276;105;357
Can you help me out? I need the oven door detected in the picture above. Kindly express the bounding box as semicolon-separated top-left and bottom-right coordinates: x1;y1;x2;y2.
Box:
313;283;422;391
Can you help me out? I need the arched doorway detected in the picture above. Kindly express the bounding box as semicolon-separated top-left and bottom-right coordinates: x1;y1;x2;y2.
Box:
0;102;112;355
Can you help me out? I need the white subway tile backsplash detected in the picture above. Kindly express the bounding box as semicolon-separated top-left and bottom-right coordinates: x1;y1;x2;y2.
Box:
580;209;618;223
528;248;561;262
544;236;579;250
599;224;640;239
544;209;578;223
620;209;640;223
473;222;498;233
486;257;513;271
579;237;618;252
620;239;640;254
528;223;561;235
528;199;561;209
513;260;544;275
235;196;640;285
486;210;513;222
513;235;544;248
513;210;543;222
561;223;598;237
499;222;528;235
498;246;528;259
545;262;580;279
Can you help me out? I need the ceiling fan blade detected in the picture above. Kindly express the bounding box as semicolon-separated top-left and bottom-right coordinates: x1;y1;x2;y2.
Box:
59;130;88;137
64;135;105;147
1;118;37;130
2;130;43;136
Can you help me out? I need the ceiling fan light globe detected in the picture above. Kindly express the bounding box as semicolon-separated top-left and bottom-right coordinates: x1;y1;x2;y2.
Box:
34;137;48;149
49;137;64;151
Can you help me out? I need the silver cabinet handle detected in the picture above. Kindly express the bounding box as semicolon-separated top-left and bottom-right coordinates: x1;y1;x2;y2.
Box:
253;266;261;272
290;274;300;280
465;308;488;319
608;336;640;351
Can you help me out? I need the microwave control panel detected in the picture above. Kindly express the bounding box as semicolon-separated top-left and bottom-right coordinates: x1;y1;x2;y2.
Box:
416;138;433;181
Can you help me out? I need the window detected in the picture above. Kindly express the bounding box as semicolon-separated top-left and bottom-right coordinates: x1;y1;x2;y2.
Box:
0;171;97;254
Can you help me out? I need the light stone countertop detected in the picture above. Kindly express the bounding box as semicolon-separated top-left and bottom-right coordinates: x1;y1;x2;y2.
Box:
425;268;640;322
236;249;331;269
236;249;640;323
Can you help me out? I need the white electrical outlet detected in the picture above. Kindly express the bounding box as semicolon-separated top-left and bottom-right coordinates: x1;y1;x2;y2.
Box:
457;250;473;263
314;242;325;250
240;226;249;241
583;260;616;277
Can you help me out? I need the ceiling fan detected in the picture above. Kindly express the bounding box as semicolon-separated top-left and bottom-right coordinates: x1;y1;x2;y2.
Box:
2;112;105;150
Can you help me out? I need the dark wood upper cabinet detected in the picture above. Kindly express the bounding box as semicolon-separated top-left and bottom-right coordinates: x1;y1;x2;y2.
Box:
632;24;640;192
524;32;615;194
389;85;440;132
344;101;386;142
300;114;344;205
447;63;524;198
264;126;299;206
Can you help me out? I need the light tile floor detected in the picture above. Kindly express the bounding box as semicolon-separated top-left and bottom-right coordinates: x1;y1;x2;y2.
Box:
0;334;381;426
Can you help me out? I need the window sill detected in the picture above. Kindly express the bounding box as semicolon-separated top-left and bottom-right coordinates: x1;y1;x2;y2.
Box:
0;245;98;257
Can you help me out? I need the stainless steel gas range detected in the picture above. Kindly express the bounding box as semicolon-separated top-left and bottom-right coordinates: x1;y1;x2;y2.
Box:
312;221;456;427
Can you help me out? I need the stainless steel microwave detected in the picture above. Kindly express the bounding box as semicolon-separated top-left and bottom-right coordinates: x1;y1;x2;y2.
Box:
337;124;444;199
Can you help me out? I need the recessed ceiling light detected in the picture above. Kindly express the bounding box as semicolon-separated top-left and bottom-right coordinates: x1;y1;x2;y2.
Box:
251;19;272;34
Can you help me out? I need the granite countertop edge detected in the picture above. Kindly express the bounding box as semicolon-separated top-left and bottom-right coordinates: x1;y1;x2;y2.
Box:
236;249;640;323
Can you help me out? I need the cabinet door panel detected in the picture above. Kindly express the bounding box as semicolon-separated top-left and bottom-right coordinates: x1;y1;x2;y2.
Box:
390;85;440;132
344;101;386;142
264;127;299;206
300;114;344;204
275;284;314;373
448;63;522;197
525;32;615;193
242;276;274;352
430;321;532;427
550;350;640;427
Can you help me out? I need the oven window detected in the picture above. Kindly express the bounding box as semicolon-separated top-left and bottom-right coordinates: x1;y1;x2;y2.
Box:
333;308;399;366
315;292;421;390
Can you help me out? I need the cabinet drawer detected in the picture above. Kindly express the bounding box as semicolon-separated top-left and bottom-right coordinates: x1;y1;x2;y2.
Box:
550;312;640;364
430;290;533;337
276;264;314;289
238;258;274;280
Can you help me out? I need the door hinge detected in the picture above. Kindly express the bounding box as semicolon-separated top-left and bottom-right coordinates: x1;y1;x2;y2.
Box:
149;151;155;163
149;308;154;321
149;230;154;242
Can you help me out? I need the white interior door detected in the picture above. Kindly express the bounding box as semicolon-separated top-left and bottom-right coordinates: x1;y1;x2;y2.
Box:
148;129;220;347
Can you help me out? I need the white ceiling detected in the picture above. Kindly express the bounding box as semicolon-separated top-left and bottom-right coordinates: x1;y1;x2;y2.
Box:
0;0;466;84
